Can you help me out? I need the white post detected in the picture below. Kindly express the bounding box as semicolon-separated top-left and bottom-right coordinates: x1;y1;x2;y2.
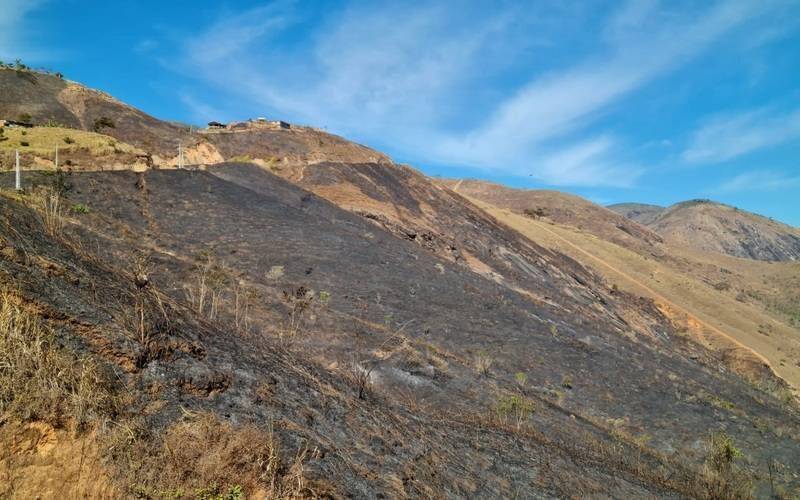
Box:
15;150;21;190
55;146;59;170
177;142;183;169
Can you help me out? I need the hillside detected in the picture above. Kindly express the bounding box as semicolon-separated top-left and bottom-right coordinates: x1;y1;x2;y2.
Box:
1;70;800;497
608;202;665;225
470;199;800;391
0;68;390;169
436;178;664;255
610;199;800;262
3;166;800;497
0;68;197;159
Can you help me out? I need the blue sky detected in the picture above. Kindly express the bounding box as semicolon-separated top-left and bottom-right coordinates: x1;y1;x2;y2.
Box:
3;0;800;225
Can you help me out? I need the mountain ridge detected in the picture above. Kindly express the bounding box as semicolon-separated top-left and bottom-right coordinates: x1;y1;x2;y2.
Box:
610;198;800;261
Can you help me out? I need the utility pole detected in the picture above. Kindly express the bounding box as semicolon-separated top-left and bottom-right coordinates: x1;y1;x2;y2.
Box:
15;149;21;191
177;142;184;169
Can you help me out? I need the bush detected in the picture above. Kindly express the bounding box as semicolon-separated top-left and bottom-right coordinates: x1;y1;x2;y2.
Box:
495;394;534;429
31;186;64;236
702;432;753;499
17;113;32;124
63;136;75;144
71;203;90;214
19;141;29;147
523;207;547;219
92;116;116;132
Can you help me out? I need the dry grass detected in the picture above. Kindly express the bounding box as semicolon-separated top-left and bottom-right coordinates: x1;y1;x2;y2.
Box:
0;126;142;157
479;201;800;392
0;289;119;431
109;411;331;499
30;185;64;236
473;351;493;376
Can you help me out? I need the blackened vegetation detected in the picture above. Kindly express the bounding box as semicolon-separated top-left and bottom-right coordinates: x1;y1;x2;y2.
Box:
1;168;799;497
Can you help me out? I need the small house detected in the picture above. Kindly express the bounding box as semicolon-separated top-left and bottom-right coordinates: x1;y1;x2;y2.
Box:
268;120;290;130
207;121;225;129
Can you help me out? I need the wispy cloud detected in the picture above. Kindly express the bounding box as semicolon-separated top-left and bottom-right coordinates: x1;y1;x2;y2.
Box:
714;170;800;193
171;0;786;187
683;106;800;163
0;0;46;61
433;1;769;181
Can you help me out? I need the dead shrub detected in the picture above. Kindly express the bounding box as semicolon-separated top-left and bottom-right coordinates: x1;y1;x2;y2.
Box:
31;186;64;236
346;356;375;400
474;351;493;376
281;286;314;343
0;289;119;431
184;253;228;320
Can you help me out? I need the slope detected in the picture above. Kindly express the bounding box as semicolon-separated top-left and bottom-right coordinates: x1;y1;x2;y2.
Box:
608;202;665;225
437;178;664;256
3;167;800;496
1;175;722;498
612;199;800;262
469;199;800;393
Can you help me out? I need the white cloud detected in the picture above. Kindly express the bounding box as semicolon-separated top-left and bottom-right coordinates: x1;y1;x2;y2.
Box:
714;170;800;193
178;92;225;124
0;0;46;61
683;107;800;163
173;0;785;187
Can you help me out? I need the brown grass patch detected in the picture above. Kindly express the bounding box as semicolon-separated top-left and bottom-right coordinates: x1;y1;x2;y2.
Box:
0;289;120;431
108;412;335;499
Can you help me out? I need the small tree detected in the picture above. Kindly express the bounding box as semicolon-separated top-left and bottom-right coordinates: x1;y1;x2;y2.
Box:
92;116;116;132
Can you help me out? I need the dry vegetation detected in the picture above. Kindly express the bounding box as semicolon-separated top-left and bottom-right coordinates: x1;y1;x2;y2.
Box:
107;412;331;499
0;126;143;161
0;289;120;431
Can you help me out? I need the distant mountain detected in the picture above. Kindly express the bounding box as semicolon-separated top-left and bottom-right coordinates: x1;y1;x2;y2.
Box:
607;202;665;226
611;199;800;261
435;179;664;254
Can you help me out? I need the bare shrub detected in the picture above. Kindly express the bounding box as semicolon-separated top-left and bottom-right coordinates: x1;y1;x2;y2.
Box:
0;289;119;431
32;186;64;236
184;252;228;320
231;280;256;333
280;286;314;343
346;356;375;400
182;253;257;334
474;351;493;376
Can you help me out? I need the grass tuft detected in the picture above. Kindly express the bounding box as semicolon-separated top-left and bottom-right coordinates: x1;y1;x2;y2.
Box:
0;289;119;431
